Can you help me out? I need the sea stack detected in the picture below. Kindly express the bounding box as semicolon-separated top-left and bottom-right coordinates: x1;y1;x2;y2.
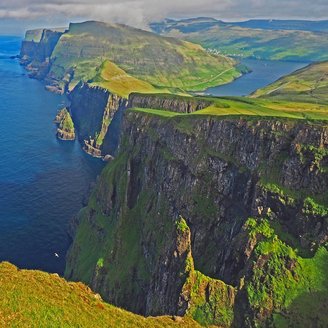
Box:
54;108;75;140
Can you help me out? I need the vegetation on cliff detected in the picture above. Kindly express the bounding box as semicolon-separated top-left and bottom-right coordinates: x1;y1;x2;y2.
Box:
244;218;328;327
54;108;75;140
66;107;328;327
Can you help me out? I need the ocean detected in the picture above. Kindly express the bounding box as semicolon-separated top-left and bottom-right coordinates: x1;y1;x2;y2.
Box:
0;36;104;274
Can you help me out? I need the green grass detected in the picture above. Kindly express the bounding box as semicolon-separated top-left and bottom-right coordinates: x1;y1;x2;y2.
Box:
176;216;189;233
92;60;163;98
0;262;199;328
130;94;328;121
184;270;236;327
59;109;74;131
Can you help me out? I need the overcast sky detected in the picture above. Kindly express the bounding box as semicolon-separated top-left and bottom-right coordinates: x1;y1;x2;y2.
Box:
1;0;328;35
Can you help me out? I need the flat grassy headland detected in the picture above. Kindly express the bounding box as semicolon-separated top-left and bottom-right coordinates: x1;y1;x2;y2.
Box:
131;94;328;121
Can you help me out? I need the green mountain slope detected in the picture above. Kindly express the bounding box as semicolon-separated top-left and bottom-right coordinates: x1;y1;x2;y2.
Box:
252;61;328;104
47;21;240;95
151;18;328;62
0;262;199;327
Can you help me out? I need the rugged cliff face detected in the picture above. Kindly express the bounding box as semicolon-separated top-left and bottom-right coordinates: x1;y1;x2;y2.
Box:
69;88;215;158
69;82;128;157
65;111;328;327
128;93;212;113
20;29;64;82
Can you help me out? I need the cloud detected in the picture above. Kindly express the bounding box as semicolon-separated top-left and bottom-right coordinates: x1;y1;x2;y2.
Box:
0;0;327;30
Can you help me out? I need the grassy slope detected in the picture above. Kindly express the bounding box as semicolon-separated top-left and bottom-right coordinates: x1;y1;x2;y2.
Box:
152;19;328;62
91;60;163;98
131;95;328;121
49;21;241;96
0;262;199;328
252;61;328;104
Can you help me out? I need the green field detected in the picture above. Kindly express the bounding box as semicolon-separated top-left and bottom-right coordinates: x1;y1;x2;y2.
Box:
49;21;241;97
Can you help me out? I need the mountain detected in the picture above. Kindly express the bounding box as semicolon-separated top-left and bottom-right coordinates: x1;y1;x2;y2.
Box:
20;21;241;96
252;61;328;104
150;18;328;62
230;19;328;32
0;262;198;327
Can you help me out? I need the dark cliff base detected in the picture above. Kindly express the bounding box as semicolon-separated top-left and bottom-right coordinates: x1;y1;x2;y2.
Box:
66;111;328;327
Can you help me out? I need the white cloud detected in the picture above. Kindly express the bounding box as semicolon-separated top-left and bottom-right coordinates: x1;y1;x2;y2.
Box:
0;0;327;31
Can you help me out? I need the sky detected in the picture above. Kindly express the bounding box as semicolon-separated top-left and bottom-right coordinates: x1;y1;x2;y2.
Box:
0;0;328;36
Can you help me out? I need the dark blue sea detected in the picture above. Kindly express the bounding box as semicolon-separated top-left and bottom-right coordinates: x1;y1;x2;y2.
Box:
0;36;104;274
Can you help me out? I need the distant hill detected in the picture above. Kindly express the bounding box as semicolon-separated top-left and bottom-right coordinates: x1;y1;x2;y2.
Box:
44;21;241;95
230;19;328;32
252;61;328;104
150;18;328;62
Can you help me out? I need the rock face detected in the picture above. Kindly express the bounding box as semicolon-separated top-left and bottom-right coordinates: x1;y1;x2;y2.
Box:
54;108;75;140
65;111;328;327
69;82;128;157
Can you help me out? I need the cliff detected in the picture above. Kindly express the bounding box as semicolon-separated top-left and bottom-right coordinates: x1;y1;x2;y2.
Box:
0;262;198;327
69;82;128;157
65;110;328;327
20;28;64;83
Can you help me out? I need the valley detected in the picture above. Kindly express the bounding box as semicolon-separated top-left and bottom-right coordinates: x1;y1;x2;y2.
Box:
151;17;328;62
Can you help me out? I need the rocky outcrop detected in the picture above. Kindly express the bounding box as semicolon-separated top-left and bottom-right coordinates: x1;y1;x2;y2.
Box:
65;111;328;326
129;93;212;113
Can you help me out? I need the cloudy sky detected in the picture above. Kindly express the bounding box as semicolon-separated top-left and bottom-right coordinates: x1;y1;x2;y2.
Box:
1;0;328;35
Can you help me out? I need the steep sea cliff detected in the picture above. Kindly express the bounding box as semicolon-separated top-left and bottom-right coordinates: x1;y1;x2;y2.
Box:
66;111;328;327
